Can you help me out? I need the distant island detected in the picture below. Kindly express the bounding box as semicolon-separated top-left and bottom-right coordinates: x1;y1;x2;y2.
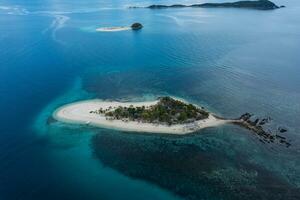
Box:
96;23;143;32
130;0;284;10
53;96;290;146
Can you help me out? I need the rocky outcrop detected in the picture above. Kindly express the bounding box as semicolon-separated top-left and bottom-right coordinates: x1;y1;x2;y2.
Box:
233;113;291;147
131;23;143;30
278;126;288;133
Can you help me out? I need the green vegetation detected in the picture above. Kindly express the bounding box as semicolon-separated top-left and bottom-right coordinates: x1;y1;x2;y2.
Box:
93;97;209;125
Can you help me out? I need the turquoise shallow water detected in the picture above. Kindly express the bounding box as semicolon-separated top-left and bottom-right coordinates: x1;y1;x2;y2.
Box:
1;0;300;199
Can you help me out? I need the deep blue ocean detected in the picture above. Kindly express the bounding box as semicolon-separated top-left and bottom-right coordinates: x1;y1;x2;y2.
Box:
1;0;300;199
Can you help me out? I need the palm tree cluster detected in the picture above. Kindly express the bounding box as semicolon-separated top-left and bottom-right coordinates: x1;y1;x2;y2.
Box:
103;97;209;125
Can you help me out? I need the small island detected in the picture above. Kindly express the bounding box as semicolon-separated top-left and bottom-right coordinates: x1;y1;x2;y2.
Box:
53;96;291;147
96;23;143;32
53;97;229;134
131;0;284;10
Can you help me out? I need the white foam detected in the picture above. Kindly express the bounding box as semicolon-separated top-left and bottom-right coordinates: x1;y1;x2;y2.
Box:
0;5;29;15
42;14;70;44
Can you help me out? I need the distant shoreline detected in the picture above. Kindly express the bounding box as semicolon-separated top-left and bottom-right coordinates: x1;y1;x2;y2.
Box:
130;0;284;10
53;99;231;134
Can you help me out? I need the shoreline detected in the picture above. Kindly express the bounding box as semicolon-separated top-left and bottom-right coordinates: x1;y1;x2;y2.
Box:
53;99;231;134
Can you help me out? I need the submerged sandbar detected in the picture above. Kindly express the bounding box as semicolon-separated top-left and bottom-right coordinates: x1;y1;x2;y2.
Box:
96;27;131;32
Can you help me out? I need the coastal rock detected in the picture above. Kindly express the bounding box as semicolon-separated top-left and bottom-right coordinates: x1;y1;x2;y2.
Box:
239;113;252;121
278;127;288;133
253;118;259;125
235;113;290;147
131;23;143;30
258;117;271;125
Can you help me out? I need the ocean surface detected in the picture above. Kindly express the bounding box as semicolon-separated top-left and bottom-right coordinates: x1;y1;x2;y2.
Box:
1;0;300;199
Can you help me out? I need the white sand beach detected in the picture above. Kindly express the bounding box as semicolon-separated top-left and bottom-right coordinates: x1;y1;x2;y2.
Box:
96;26;131;32
53;99;230;134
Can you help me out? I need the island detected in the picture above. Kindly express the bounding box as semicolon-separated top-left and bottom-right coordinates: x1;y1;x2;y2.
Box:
130;0;284;10
53;97;228;134
96;23;143;32
53;96;290;146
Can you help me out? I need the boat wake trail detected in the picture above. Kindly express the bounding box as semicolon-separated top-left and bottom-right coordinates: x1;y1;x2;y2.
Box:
43;14;70;45
1;4;70;44
156;14;208;26
156;14;183;26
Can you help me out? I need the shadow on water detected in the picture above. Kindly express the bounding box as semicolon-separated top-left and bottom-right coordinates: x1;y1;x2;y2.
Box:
92;127;300;200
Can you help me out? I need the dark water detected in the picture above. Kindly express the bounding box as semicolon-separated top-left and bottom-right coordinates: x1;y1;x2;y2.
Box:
0;0;300;199
93;128;300;200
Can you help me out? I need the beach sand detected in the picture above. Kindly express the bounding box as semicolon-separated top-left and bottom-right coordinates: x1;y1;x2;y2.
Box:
53;99;229;134
96;27;131;32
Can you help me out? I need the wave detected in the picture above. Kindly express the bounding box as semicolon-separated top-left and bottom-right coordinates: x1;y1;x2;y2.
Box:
0;3;122;16
33;6;123;15
156;13;209;26
0;5;29;15
0;4;72;44
156;14;183;26
42;14;70;44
